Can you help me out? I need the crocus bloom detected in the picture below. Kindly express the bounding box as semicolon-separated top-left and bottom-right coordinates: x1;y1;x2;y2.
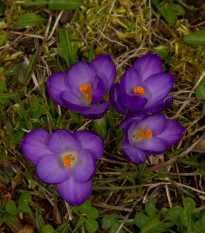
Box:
110;53;174;114
47;55;116;119
121;112;185;164
21;129;104;205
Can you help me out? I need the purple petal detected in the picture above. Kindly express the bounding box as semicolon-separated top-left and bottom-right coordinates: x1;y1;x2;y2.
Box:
21;129;51;165
158;119;186;147
120;92;147;112
74;130;104;159
143;73;174;109
48;130;80;154
122;140;146;164
132;53;163;81
135;137;167;154
121;112;148;131
60;91;90;111
120;67;142;94
67;62;96;94
81;101;110;119
136;113;166;136
91;76;105;105
57;175;92;206
47;72;69;107
36;154;71;184
90;55;116;93
109;83;128;114
144;96;173;113
74;149;96;182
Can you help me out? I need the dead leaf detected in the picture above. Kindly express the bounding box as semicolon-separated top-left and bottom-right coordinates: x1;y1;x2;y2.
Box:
192;139;205;153
18;225;34;233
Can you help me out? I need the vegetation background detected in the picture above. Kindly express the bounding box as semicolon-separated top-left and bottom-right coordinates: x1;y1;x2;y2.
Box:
0;0;205;232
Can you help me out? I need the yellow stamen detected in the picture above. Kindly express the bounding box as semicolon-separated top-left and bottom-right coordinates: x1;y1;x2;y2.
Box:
136;126;152;139
63;154;73;169
80;83;92;103
134;86;144;96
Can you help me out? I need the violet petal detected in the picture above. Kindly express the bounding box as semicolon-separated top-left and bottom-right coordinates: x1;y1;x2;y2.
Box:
36;154;71;184
121;112;148;131
60;91;90;111
158;119;186;147
74;130;104;159
135;137;167;154
136;113;166;136
48;130;80;154
47;72;69;107
122;140;146;164
81;101;110;119
57;175;92;206
67;62;96;95
143;73;174;109
21;129;51;165
91;76;105;105
74;149;96;182
144;96;173;113
90;54;116;93
120;92;147;112
109;83;128;114
132;53;163;81
120;67;142;94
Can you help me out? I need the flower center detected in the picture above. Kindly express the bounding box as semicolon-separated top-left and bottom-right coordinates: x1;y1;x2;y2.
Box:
63;154;73;169
136;126;152;139
134;86;144;96
80;83;92;103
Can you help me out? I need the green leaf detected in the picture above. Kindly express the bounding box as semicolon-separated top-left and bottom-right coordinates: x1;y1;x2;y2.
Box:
71;205;79;214
145;198;157;217
94;116;107;139
162;3;175;26
109;223;124;233
180;209;191;227
102;214;118;229
184;29;205;45
55;222;69;233
17;13;47;26
57;30;78;69
169;3;185;15
202;103;205;116
0;79;7;91
195;80;205;101
183;197;196;212
18;192;32;212
85;219;99;233
78;199;92;214
48;0;82;10
38;214;45;229
42;224;54;233
23;51;37;84
140;214;165;233
74;216;86;230
135;213;149;228
154;47;169;60
87;207;99;219
168;206;183;217
202;212;205;230
5;200;18;215
194;220;204;233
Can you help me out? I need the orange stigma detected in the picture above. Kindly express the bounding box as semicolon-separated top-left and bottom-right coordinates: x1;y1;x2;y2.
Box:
134;86;144;96
136;126;152;139
63;154;73;169
80;83;92;103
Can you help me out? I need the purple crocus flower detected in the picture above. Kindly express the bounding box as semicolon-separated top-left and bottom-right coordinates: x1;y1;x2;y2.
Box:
110;53;174;114
121;112;185;164
21;129;104;205
47;55;116;119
